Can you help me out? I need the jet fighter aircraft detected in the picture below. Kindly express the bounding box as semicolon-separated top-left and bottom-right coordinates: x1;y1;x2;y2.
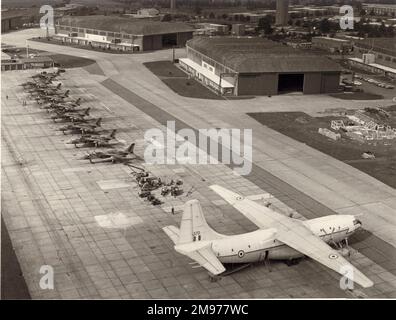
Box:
67;130;119;148
58;118;102;134
32;69;62;81
83;143;136;164
51;107;91;122
163;185;374;289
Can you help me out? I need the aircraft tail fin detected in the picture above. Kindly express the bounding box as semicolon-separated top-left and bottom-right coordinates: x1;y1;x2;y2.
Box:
65;90;70;97
56;83;61;89
95;118;102;127
126;143;135;154
109;129;117;139
178;200;224;245
84;107;90;115
75;98;81;105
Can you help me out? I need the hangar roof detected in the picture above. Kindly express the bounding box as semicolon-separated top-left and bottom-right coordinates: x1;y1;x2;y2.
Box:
187;37;342;73
57;15;195;36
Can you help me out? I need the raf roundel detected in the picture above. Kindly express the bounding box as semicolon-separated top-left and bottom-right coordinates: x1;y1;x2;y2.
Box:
329;253;338;259
238;250;245;258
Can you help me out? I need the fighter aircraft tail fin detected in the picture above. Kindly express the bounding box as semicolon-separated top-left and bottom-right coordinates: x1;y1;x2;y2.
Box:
126;143;135;154
75;98;81;105
96;118;102;127
178;200;224;245
56;83;62;89
109;129;117;139
65;90;70;97
84;107;90;115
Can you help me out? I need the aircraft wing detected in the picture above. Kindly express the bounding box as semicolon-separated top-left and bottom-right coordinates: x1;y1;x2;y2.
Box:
176;242;226;276
210;184;282;228
210;184;373;288
276;223;374;288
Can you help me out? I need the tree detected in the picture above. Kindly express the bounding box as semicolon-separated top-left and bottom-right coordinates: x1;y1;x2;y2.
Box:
162;14;172;22
194;6;202;16
258;17;273;35
318;19;332;34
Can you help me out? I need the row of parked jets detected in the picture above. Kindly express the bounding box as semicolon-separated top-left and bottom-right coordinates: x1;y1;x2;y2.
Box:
21;69;139;164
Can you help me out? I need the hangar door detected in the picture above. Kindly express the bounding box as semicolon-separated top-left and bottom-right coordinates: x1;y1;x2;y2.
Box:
162;33;178;48
278;73;304;93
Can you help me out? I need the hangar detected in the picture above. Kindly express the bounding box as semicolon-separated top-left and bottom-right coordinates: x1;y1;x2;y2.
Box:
1;12;24;33
180;37;342;96
54;15;194;52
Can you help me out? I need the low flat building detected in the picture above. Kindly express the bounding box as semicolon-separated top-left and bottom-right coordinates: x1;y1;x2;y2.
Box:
285;40;312;49
353;38;396;69
348;57;396;79
231;24;245;36
54;15;194;52
362;4;396;16
1;55;54;71
180;37;341;96
312;36;352;53
194;23;229;36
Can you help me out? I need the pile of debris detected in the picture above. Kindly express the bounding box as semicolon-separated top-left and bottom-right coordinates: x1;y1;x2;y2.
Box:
329;108;396;143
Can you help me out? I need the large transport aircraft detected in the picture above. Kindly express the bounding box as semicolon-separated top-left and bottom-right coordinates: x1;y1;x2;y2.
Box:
163;185;373;288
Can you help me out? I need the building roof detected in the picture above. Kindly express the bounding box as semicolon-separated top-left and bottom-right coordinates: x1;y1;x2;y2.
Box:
355;38;396;56
313;36;350;43
187;37;342;73
1;51;12;60
20;56;54;64
1;10;25;20
57;15;194;36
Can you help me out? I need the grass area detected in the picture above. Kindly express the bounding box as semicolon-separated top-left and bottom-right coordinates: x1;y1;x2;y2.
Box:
50;54;95;69
329;92;384;100
162;78;225;100
144;61;225;100
247;110;396;189
144;61;187;78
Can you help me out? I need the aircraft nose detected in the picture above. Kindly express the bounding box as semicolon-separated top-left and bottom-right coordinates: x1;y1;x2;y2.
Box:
353;219;362;229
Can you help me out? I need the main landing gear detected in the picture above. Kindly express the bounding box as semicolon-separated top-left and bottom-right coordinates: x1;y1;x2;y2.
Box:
285;258;302;266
